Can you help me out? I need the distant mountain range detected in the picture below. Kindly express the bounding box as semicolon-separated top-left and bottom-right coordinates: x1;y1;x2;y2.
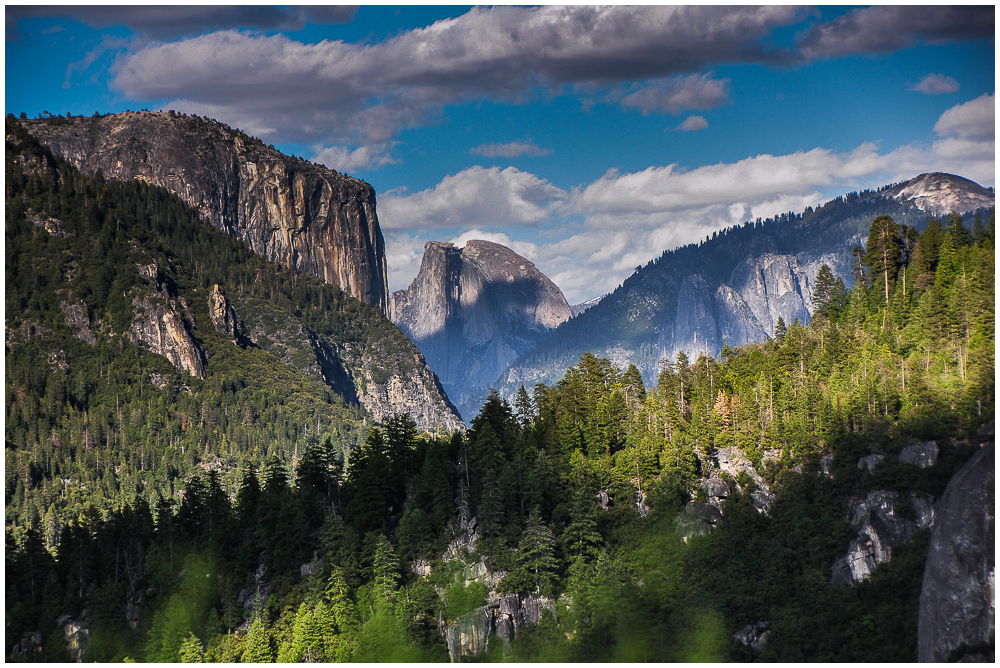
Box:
493;173;993;399
16;110;994;427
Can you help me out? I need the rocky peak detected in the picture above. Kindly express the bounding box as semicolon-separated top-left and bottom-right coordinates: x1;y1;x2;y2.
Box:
883;172;994;215
23;111;389;315
391;240;572;420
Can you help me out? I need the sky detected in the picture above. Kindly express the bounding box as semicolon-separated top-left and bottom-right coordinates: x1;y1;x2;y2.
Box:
5;4;996;304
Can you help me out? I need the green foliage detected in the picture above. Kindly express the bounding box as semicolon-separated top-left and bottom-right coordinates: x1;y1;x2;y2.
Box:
5;122;993;663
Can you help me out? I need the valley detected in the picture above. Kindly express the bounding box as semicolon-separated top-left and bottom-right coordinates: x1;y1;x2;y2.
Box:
5;112;995;663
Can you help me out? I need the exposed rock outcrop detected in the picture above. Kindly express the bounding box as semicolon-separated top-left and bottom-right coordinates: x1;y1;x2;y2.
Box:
677;501;724;542
918;442;995;662
129;297;205;379
734;621;772;651
24;112;389;315
208;284;240;342
899;441;939;468
445;593;556;661
830;490;935;585
391;240;572;420
59;296;96;345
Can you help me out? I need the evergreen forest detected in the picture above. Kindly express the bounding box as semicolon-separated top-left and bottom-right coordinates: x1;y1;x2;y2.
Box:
5;117;995;662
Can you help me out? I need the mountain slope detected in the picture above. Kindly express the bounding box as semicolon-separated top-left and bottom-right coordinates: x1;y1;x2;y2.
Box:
5;119;462;529
500;174;994;395
22;111;390;315
390;240;572;419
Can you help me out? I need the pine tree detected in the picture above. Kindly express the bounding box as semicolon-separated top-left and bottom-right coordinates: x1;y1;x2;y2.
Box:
372;534;400;606
513;507;560;595
774;317;787;344
179;632;205;663
812;264;836;321
864;214;902;310
241;613;274;663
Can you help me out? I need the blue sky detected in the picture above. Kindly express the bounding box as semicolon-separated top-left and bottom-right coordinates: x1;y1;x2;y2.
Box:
6;5;995;303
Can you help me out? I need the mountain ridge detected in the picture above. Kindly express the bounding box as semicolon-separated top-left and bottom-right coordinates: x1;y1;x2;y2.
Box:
22;111;391;315
497;172;994;397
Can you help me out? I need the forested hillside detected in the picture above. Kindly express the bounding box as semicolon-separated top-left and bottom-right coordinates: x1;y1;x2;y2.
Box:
4;118;463;544
7;149;993;660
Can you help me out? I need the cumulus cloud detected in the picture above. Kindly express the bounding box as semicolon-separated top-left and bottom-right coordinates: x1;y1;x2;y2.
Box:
934;93;994;140
378;166;567;230
111;6;803;143
571;144;886;228
311;143;398;172
385;96;995;303
796;6;993;60
909;73;960;95
618;74;730;115
7;5;357;41
676;115;709;132
470;141;553;158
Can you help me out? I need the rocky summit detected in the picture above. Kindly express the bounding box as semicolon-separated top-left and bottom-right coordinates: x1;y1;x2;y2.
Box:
391;240;572;420
23;111;390;315
884;172;995;216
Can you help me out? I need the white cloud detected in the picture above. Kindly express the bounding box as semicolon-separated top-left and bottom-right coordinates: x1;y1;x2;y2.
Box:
470;141;553;158
311;144;399;172
934;93;994;140
383;95;995;304
111;6;803;144
619;74;730;115
378;165;567;230
909;73;960;95
676;115;709;132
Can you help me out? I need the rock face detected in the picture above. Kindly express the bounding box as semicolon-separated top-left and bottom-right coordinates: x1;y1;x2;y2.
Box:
918;443;995;662
391;240;572;420
830;490;935;585
734;621;772;651
208;284;240;342
445;593;556;661
59;296;96;345
129;297;206;379
127;261;207;378
884;172;995;216
24;112;389;315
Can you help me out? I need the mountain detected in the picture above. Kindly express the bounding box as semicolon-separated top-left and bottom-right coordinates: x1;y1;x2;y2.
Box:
390;240;572;420
884;172;995;216
499;173;994;395
5;118;461;532
571;296;603;316
21;111;390;315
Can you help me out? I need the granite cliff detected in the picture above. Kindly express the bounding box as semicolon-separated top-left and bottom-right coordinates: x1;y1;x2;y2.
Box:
391;240;572;420
23;111;389;315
